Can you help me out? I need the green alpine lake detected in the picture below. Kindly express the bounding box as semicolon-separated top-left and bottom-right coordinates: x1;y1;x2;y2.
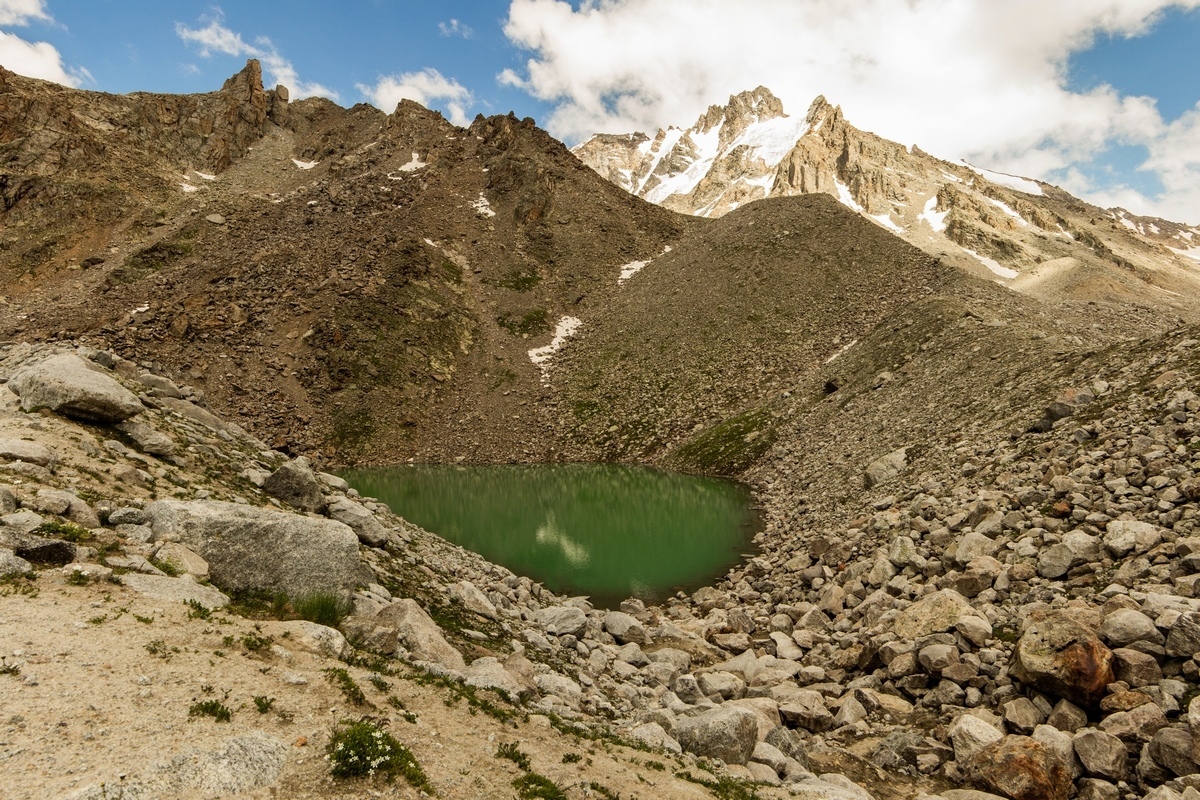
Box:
339;464;760;608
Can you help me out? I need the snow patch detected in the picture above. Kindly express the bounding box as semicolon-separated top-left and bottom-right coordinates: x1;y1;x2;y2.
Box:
871;213;903;233
1118;215;1137;231
180;183;199;193
964;247;1019;279
962;162;1043;196
939;171;963;184
834;180;864;213
292;159;318;170
918;196;948;233
618;259;650;284
528;317;583;373
193;171;217;181
1170;246;1200;262
986;197;1027;226
130;305;150;315
470;194;496;218
824;339;859;364
397;152;426;172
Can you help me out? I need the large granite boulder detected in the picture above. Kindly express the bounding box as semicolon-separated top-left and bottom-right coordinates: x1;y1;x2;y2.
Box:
674;705;759;764
143;499;365;599
8;353;143;422
1011;611;1114;707
261;457;327;513
376;599;465;671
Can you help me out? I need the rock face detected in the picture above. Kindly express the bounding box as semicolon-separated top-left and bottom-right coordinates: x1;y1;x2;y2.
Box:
673;705;760;764
143;499;365;599
1011;611;1115;707
8;353;143;422
573;87;1200;307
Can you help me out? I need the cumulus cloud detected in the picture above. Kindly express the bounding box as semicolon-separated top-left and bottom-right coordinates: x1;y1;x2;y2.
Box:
0;0;48;26
439;18;473;38
358;68;474;126
502;0;1200;222
0;0;89;86
176;10;339;100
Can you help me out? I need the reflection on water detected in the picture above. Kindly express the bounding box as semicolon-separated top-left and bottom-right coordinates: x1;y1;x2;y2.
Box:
339;463;758;608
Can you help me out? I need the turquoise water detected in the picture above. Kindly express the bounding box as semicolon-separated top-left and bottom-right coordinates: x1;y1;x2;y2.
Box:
339;464;759;608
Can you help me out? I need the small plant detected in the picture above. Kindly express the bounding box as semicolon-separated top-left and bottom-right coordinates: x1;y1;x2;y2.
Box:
324;668;367;706
253;696;276;714
294;592;352;627
368;674;390;692
184;599;212;620
562;752;582;764
66;570;91;586
513;773;568;800
134;614;154;625
326;719;430;788
189;700;231;722
0;574;38;598
587;783;620;800
0;663;20;676
387;696;418;723
497;742;532;772
223;635;236;648
87;614;108;625
241;632;273;652
36;521;92;542
150;557;182;577
144;639;173;659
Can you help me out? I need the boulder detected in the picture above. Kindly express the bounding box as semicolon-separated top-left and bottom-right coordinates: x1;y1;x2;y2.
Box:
1073;729;1127;780
0;438;56;467
115;418;176;457
1103;519;1161;558
448;581;498;620
8;353;143;422
463;657;534;700
154;542;209;579
535;673;583;710
0;548;32;577
119;573;229;608
964;735;1071;800
603;610;646;644
674;705;759;764
1011;611;1114;707
265;620;348;659
143;499;365;600
1110;648;1161;688
950;713;1005;762
864;447;908;488
1166;612;1200;658
778;689;833;732
627;722;681;754
1098;609;1164;648
376;599;465;671
261;457;327;513
325;497;388;547
1148;727;1199;777
535;605;587;637
893;589;976;639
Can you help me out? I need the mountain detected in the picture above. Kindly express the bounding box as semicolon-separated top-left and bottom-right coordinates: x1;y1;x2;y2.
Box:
574;89;1200;314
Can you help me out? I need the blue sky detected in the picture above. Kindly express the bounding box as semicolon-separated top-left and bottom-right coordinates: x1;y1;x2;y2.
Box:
3;0;1199;223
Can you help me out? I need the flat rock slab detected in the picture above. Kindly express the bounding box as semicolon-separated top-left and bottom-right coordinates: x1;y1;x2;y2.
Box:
0;438;57;467
120;573;230;607
8;353;143;422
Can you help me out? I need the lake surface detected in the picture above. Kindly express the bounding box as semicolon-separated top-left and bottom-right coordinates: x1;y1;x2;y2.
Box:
339;464;759;608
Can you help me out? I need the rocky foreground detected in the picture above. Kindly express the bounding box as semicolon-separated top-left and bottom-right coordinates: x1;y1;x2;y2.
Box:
5;336;1200;800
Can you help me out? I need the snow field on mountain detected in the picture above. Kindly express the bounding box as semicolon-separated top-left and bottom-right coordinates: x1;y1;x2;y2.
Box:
962;161;1043;195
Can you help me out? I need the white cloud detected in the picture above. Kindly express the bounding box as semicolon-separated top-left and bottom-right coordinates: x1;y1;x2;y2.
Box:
502;0;1200;223
0;1;89;86
0;28;78;85
175;10;339;101
0;0;48;26
439;18;474;38
358;68;474;126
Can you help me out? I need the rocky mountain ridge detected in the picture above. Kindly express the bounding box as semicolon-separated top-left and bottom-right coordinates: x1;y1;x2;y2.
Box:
573;89;1200;316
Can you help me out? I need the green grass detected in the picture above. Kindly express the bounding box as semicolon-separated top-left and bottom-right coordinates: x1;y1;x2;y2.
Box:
326;719;431;788
35;521;92;542
184;599;212;620
294;592;353;627
253;696;276;714
497;309;551;336
669;407;777;475
675;771;762;800
324;668;367;707
497;742;532;771
513;773;568;800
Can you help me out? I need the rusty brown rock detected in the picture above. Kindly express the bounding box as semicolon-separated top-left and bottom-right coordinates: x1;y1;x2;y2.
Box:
1011;611;1114;707
964;735;1072;800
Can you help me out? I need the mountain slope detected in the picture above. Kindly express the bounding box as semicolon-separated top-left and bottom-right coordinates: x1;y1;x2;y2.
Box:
574;89;1200;315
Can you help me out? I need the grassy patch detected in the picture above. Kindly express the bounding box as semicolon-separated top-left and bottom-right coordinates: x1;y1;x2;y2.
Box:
496;266;541;292
294;591;353;627
497;309;551;336
35;521;92;542
184;599;212;620
668;408;777;475
112;232;196;284
326;719;430;788
675;771;762;800
513;773;568;800
411;667;520;724
497;742;532;771
253;696;276;714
